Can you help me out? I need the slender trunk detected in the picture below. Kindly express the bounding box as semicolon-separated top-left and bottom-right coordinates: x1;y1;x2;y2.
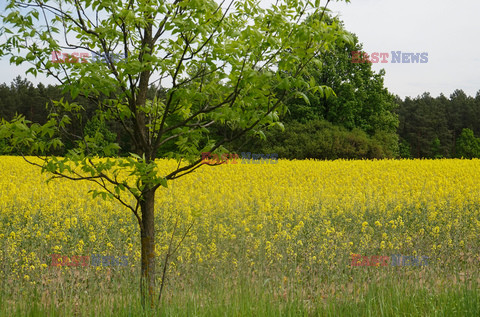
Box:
140;188;156;307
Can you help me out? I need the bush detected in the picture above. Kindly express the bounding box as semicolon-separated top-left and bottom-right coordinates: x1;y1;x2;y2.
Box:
456;128;480;158
263;119;397;160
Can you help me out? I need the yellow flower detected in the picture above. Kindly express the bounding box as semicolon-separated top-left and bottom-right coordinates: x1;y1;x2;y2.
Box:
2;156;480;290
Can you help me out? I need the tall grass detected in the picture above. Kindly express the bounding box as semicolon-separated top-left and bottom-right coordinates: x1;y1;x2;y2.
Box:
1;262;479;316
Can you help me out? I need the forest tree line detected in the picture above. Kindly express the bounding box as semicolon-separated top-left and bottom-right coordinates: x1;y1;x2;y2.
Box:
2;75;479;159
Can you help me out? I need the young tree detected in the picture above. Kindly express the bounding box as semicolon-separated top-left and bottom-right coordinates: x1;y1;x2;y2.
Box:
0;0;350;307
456;128;480;159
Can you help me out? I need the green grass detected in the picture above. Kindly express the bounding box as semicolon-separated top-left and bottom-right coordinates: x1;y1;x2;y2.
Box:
1;267;479;316
319;279;479;317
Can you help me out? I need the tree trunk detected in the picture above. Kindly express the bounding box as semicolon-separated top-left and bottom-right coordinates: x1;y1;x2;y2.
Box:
140;188;156;307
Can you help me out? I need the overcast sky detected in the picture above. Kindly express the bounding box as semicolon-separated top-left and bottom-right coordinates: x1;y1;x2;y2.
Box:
1;0;479;99
327;0;480;99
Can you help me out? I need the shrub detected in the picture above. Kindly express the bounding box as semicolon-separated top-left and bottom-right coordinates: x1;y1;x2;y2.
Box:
456;128;480;158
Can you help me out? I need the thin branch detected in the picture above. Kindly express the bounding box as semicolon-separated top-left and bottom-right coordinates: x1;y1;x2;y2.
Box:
20;155;142;228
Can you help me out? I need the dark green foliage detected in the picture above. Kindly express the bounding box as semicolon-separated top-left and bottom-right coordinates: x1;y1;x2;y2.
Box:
397;90;480;158
0;138;9;155
0;76;50;124
3;80;480;160
430;138;443;159
398;138;412;159
456;128;480;159
262;119;395;160
82;116;118;156
283;26;399;136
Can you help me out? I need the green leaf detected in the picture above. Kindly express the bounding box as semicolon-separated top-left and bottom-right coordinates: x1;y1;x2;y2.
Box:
158;177;168;188
295;91;310;105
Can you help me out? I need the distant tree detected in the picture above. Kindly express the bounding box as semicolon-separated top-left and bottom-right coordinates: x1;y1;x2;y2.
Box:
287;29;399;132
398;138;412;159
447;89;473;152
397;89;480;158
83;116;118;156
430;137;443;159
456;128;480;159
278;22;399;158
0;82;14;121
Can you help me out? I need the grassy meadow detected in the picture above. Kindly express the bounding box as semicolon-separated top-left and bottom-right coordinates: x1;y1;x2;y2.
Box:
0;156;479;316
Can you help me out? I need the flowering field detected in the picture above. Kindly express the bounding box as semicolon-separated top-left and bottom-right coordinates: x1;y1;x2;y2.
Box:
1;156;479;315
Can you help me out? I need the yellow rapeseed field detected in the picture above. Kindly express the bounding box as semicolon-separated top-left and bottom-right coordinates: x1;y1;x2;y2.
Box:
1;156;480;292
